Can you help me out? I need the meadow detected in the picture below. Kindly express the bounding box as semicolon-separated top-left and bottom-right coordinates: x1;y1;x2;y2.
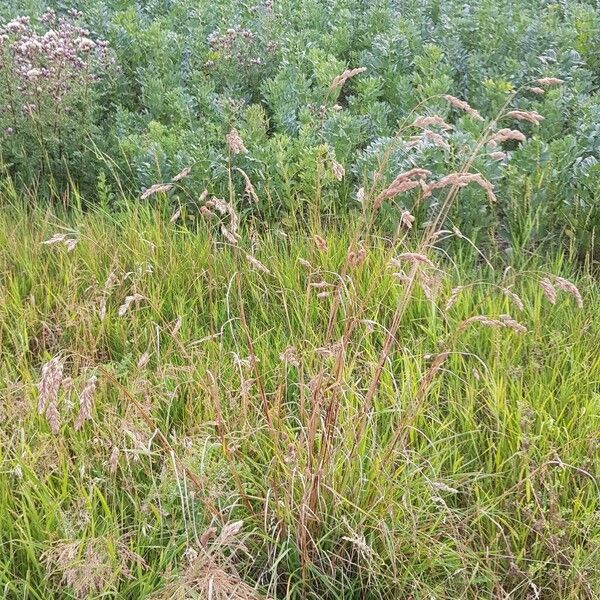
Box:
0;1;599;599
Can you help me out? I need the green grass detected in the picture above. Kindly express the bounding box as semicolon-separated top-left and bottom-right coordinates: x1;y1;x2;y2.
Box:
0;201;598;599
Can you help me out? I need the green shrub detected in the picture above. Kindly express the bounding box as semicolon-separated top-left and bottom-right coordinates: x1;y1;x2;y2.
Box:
0;0;599;252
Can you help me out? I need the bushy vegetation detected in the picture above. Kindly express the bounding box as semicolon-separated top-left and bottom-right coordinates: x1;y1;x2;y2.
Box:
0;1;599;599
1;0;599;251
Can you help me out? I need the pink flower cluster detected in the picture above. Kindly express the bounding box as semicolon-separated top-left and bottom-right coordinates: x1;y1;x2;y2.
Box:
0;9;113;129
205;25;273;68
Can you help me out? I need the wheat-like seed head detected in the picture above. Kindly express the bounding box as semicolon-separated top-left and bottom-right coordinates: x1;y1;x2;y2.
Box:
74;375;97;431
505;110;544;125
226;128;248;154
443;94;484;121
330;66;366;90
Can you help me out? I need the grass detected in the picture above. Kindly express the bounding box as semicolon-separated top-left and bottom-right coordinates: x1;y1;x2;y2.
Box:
0;200;598;599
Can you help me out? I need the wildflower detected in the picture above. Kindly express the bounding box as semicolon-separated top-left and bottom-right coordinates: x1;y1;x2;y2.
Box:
528;86;545;95
489;151;507;160
75;36;96;52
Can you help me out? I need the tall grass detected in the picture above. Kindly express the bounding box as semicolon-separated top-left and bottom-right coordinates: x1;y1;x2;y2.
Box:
0;198;598;599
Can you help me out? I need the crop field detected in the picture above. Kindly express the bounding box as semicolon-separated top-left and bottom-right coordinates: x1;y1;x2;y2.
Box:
0;1;599;599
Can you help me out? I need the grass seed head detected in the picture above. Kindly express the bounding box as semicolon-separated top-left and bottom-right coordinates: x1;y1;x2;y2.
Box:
539;277;557;305
313;235;328;252
330;66;366;90
246;253;271;274
140;183;174;200
118;293;144;317
171;165;192;182
537;77;564;86
226;128;248;154
502;287;525;311
400;210;415;229
38;356;64;415
505;110;544;125
443;94;484;121
554;276;583;308
412;115;453;130
331;159;345;181
422;172;496;204
374;168;431;210
74;375;97;431
492;128;527;144
445;286;464;311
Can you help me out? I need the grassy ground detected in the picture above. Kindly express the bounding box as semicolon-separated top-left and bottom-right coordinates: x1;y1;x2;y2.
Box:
0;201;598;599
